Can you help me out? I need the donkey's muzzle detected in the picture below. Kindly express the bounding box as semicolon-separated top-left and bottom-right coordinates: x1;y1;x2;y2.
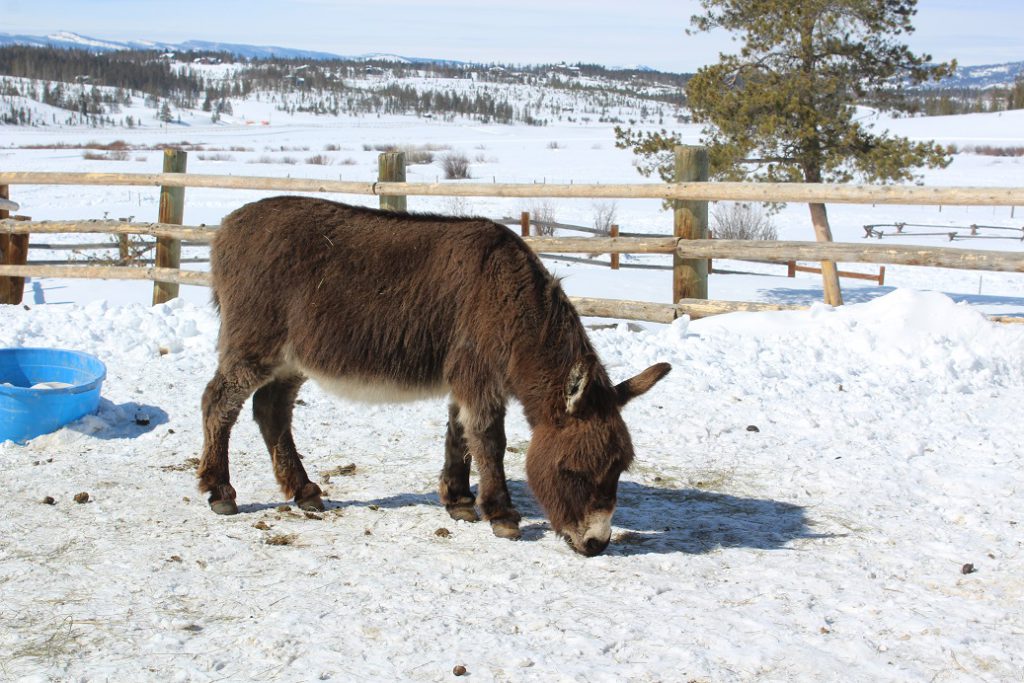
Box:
581;536;609;557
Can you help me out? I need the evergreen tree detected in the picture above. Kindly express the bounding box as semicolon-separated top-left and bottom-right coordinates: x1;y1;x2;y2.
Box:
615;1;955;303
1010;76;1024;111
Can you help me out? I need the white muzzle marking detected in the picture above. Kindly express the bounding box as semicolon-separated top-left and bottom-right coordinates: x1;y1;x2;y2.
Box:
582;509;613;548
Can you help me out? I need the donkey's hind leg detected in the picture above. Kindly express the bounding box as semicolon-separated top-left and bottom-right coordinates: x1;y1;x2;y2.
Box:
440;402;480;523
252;375;323;512
198;360;270;515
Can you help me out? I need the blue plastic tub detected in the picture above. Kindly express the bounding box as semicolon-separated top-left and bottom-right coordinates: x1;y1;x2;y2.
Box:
0;348;107;443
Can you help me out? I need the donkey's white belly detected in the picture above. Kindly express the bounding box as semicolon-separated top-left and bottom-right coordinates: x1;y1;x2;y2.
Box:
299;366;449;404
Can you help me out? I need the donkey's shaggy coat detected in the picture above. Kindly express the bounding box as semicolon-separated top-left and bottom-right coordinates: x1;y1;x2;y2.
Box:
199;196;669;555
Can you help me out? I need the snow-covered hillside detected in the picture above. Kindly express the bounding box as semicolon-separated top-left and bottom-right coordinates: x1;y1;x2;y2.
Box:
1;50;686;130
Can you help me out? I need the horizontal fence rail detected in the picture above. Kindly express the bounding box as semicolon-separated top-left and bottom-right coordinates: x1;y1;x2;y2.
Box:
0;263;210;286
677;239;1024;272
6;220;1024;272
0;219;215;241
3;218;1024;324
2;171;1024;205
522;236;677;253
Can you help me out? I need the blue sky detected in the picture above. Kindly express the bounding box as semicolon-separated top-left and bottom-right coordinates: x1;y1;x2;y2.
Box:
2;0;1021;71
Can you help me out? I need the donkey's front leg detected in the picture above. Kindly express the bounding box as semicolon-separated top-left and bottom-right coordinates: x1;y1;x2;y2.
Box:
440;402;480;523
462;403;521;539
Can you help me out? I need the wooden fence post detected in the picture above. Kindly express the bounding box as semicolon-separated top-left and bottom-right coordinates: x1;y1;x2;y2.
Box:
0;187;29;305
673;145;709;302
808;202;843;306
0;184;10;304
153;149;187;305
520;211;530;237
610;224;620;270
5;218;30;306
378;151;407;212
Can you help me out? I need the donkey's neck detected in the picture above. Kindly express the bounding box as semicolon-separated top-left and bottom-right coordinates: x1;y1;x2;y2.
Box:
507;316;601;428
494;249;605;427
510;365;567;428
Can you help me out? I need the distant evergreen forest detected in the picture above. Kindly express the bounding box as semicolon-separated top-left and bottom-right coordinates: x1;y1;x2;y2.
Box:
887;82;1024;117
0;45;689;127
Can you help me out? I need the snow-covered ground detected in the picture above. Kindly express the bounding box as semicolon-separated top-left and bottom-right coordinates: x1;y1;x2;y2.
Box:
1;105;1024;681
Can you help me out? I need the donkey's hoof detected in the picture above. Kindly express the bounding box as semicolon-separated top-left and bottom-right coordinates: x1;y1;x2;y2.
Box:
296;495;325;512
446;504;480;523
210;499;239;515
294;482;324;512
490;518;522;539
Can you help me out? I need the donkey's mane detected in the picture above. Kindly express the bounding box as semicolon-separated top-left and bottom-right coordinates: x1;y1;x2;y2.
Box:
297;197;491;225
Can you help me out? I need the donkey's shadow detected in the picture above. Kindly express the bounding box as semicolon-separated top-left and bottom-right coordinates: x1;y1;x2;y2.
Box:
332;478;823;557
603;480;825;556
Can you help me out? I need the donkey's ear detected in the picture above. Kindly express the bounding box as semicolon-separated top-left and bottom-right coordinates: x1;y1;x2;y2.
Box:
615;362;671;407
565;359;591;415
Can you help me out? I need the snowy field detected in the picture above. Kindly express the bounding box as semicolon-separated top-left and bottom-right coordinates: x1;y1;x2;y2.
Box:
1;103;1024;681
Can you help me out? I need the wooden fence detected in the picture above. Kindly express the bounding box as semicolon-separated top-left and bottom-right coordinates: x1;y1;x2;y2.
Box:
513;213;887;284
2;147;1024;323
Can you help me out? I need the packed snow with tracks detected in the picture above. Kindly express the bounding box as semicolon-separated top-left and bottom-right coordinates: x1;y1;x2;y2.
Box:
2;290;1023;681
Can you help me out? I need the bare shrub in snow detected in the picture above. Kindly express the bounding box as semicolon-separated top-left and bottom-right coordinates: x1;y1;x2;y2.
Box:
82;150;128;161
364;143;451;166
591;201;617;236
440;152;471;179
966;145;1024;157
711;203;777;241
441;196;474;217
528;200;558;236
305;154;332;166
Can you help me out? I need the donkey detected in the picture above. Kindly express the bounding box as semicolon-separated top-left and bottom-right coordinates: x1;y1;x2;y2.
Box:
198;196;670;556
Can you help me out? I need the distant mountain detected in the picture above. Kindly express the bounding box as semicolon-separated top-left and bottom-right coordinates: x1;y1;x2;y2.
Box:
0;31;170;53
173;40;352;61
0;30;466;65
942;61;1024;89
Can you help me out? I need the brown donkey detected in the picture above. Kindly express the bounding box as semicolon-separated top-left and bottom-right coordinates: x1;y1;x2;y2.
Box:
199;196;670;556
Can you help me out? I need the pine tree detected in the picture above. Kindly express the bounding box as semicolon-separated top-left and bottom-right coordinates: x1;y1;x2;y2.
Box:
615;1;955;303
1010;76;1024;111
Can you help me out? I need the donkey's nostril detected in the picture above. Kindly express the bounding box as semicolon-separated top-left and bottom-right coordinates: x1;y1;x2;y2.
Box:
582;536;609;557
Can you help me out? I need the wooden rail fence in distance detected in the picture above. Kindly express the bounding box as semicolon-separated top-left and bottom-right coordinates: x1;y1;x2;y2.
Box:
2;155;1023;320
3;219;1024;322
788;262;886;286
3;171;1024;205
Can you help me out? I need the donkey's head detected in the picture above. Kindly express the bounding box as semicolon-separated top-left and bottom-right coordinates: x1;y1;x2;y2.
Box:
526;359;671;556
